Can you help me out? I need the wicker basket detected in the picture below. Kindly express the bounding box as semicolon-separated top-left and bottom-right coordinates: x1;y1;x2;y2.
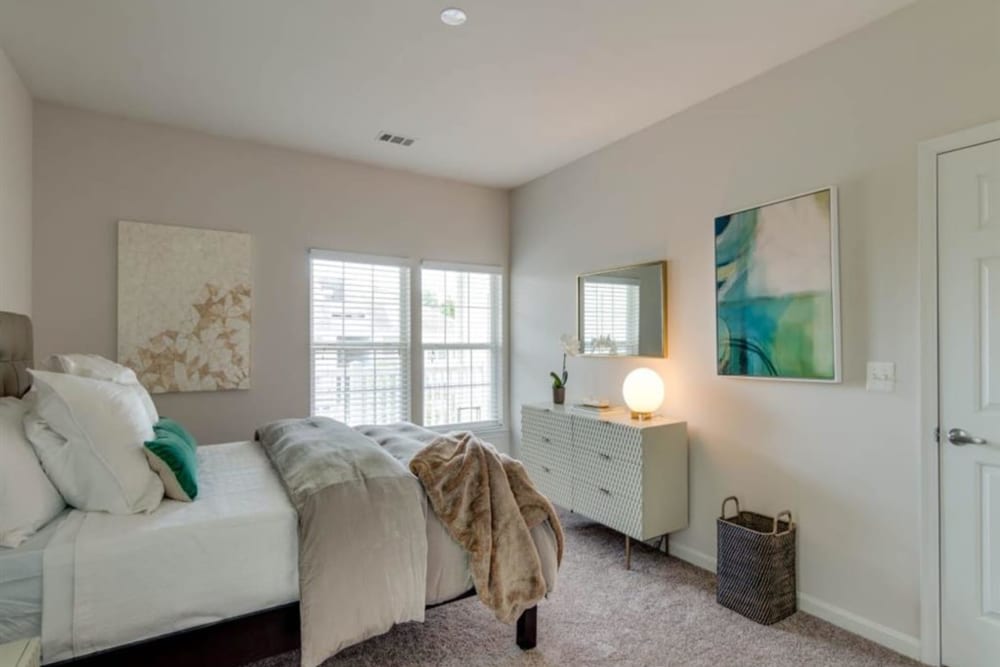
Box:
716;496;796;625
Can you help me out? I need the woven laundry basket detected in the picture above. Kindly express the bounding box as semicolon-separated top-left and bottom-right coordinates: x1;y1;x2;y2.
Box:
716;496;796;625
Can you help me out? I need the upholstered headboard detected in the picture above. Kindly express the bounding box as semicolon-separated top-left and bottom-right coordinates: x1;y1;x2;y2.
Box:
0;311;33;398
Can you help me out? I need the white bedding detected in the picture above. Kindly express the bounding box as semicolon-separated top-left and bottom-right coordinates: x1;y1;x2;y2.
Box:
0;511;69;645
41;441;299;663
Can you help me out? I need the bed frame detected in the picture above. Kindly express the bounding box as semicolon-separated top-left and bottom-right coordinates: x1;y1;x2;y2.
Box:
0;311;537;667
45;600;536;667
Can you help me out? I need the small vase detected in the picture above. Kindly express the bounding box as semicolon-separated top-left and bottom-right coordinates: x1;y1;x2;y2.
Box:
553;386;566;405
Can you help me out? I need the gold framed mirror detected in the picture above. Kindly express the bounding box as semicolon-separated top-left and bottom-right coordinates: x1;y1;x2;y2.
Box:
576;260;667;357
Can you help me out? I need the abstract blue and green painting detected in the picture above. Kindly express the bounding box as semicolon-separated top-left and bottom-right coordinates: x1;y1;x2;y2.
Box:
715;188;838;380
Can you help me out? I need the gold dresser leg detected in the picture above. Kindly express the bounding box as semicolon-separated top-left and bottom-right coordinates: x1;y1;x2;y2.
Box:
625;535;631;570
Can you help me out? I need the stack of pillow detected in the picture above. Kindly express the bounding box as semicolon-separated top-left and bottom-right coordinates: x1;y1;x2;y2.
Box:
0;396;64;547
0;354;199;549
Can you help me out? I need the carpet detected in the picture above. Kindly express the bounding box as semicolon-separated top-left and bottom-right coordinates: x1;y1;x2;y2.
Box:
250;510;918;666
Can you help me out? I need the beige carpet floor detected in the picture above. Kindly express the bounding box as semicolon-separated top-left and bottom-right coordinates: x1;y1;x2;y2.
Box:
251;510;919;667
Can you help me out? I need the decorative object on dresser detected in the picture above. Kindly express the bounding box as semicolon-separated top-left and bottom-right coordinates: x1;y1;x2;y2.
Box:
716;497;796;625
118;220;252;394
520;403;687;569
571;401;624;418
621;367;665;421
577;261;667;358
714;187;840;382
549;334;580;405
0;638;40;667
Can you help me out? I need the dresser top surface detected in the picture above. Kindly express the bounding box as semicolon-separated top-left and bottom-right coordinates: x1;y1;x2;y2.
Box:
523;403;685;429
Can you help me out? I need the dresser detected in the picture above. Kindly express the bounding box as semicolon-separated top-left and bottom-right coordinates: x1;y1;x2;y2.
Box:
520;403;688;566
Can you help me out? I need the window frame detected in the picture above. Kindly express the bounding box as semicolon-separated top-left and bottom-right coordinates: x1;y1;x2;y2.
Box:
418;260;505;432
308;250;506;434
308;248;413;425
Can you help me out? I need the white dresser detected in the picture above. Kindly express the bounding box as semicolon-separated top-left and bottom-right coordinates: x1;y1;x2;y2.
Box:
520;403;688;565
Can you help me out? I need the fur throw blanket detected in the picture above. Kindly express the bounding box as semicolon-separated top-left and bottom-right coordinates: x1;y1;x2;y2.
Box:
409;432;564;623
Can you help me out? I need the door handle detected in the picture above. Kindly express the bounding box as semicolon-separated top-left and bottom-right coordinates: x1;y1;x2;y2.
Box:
947;428;988;446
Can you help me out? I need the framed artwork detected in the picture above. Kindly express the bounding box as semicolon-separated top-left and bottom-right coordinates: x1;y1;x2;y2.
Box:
118;221;252;393
714;187;840;382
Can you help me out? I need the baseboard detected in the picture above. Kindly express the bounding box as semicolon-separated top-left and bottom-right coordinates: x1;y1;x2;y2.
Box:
666;541;718;573
667;542;922;662
796;593;921;661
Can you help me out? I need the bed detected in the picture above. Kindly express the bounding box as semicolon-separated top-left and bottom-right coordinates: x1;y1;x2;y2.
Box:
0;509;69;646
0;311;555;666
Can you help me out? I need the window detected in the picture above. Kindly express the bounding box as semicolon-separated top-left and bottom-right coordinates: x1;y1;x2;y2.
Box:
309;251;505;431
421;264;503;429
310;251;410;425
581;279;640;355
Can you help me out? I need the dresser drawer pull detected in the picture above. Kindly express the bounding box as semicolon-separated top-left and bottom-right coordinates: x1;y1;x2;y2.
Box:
541;436;551;443
598;452;611;461
542;465;551;473
598;487;611;496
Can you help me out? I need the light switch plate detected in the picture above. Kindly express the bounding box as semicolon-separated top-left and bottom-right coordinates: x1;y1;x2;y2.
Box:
866;362;896;392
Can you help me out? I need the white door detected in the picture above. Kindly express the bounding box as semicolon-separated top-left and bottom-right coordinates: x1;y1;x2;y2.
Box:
940;137;1000;667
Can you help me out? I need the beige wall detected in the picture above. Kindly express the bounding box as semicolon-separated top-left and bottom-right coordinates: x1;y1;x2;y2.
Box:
33;103;509;444
510;0;1000;656
0;43;31;315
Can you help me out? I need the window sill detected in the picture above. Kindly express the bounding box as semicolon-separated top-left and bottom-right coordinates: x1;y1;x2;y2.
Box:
427;422;505;435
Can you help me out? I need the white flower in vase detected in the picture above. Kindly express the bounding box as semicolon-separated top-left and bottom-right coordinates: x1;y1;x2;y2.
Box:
551;334;581;404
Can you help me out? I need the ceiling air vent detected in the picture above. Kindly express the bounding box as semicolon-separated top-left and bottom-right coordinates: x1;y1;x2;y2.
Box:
376;131;416;147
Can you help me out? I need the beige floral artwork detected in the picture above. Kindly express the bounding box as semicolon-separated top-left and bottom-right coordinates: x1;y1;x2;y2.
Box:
118;221;252;393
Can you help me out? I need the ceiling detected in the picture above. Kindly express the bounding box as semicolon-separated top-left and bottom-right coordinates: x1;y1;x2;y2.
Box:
0;0;916;188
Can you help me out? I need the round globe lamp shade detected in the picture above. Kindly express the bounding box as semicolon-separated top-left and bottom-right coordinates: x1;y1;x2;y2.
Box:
622;368;664;420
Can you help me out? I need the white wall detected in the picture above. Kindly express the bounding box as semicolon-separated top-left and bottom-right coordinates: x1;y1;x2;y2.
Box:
510;0;1000;656
0;43;31;315
33;103;509;445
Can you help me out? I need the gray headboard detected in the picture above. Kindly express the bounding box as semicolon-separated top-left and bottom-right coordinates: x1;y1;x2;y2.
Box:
0;311;33;398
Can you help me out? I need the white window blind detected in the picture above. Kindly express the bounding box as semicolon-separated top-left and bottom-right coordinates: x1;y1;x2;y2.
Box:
582;279;640;355
310;251;410;425
421;265;503;429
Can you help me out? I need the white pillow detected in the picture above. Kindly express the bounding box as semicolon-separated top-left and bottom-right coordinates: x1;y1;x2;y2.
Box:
25;370;164;514
0;397;66;547
42;354;159;425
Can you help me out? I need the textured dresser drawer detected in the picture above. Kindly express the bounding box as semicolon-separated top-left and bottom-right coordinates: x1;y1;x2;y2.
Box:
573;481;642;539
572;417;643;466
524;459;573;509
522;406;572;459
572;446;642;502
521;439;566;472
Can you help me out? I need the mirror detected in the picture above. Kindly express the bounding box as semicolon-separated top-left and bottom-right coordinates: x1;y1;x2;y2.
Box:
577;261;667;357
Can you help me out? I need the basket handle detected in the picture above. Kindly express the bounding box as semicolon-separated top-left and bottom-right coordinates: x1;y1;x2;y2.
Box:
721;496;740;520
773;510;793;535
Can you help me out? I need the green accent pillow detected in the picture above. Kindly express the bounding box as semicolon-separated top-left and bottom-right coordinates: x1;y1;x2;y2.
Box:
155;418;198;449
144;420;198;502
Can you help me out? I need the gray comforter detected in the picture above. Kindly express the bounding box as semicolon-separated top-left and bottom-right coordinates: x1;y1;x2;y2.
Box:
257;418;560;667
256;417;428;667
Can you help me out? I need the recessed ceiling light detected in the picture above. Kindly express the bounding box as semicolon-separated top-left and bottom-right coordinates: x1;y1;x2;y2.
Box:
440;7;467;26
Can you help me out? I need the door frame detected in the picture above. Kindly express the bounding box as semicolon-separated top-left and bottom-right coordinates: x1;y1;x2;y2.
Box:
918;119;1000;666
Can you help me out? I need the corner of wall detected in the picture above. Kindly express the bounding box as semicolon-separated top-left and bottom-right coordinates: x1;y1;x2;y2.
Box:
0;41;33;316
